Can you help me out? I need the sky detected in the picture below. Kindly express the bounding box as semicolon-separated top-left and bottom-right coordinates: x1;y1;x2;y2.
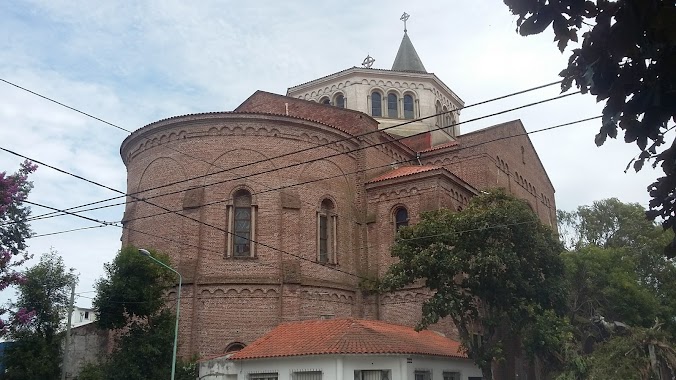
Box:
0;1;669;308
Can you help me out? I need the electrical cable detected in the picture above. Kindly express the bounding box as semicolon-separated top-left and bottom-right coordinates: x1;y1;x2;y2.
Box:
3;89;582;230
1;76;569;220
19;114;598;226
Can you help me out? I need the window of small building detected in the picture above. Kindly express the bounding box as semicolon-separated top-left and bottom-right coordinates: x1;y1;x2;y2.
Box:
395;207;409;231
293;371;322;380
320;97;330;105
335;94;345;108
403;94;414;119
442;372;460;380
250;373;278;380
354;370;390;380
414;370;431;380
387;93;398;118
371;92;382;117
317;199;337;264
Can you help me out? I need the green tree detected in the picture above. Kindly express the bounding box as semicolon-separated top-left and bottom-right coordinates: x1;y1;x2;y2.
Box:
559;199;676;335
502;0;676;256
381;190;568;379
88;246;196;380
557;199;676;378
586;324;676;380
2;250;77;380
94;246;174;330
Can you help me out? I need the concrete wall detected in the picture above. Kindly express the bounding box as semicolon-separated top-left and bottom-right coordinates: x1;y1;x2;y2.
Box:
63;323;108;380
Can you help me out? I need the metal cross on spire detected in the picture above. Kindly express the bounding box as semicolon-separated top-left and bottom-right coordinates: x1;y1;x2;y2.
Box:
400;12;410;32
361;54;375;68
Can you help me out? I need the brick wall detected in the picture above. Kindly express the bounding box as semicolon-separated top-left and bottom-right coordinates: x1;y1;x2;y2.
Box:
119;105;557;361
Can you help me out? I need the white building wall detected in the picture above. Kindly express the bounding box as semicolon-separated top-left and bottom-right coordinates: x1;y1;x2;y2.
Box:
69;306;96;328
199;354;482;380
288;70;462;144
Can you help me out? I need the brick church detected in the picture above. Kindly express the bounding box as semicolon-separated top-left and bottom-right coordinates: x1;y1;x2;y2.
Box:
119;16;556;378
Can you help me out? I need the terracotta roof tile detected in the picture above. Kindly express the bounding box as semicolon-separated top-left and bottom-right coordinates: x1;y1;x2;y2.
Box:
368;165;440;183
229;319;466;360
418;141;459;153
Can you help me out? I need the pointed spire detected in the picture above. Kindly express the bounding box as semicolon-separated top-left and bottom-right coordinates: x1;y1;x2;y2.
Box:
391;13;427;73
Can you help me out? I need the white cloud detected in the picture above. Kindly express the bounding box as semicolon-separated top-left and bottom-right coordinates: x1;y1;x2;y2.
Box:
0;0;669;308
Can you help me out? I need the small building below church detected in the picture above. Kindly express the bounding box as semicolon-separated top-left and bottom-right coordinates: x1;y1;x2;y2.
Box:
199;319;482;380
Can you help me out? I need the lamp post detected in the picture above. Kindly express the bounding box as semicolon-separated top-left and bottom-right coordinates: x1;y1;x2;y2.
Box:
139;248;181;380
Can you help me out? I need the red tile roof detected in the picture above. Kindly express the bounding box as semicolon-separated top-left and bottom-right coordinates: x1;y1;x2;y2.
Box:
230;319;466;360
368;165;441;183
418;141;459;153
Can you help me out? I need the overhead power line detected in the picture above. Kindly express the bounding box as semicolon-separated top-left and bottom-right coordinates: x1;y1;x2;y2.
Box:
17;115;600;263
2;89;582;230
1;76;569;220
17;114;599;227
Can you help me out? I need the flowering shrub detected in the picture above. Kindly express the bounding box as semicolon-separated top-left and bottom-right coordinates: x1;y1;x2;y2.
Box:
0;160;37;335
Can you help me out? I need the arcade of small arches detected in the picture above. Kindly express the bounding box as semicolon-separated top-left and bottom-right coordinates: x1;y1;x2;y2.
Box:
369;90;417;120
496;155;552;208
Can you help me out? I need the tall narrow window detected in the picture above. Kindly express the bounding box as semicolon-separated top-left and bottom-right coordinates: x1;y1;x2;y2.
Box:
227;189;256;258
435;101;442;127
395;207;409;231
335;94;345;108
403;94;414;119
371;92;382;117
317;199;336;263
387;93;398;118
233;190;252;257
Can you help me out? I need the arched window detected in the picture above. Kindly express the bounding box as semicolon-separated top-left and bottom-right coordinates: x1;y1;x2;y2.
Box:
227;189;256;258
442;106;449;128
395;207;409;231
225;342;246;353
387;93;398;118
233;190;252;257
317;199;337;264
435;101;442;127
403;94;414;119
320;97;331;105
371;92;382;117
335;94;345;108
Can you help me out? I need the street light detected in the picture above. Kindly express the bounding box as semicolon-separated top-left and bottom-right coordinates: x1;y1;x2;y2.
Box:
139;248;182;380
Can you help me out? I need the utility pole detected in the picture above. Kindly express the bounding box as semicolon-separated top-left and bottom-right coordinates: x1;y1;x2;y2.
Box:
61;280;76;380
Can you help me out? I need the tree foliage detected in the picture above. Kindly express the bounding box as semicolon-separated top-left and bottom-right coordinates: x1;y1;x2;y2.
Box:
559;199;676;332
1;250;77;380
503;0;676;256
93;246;174;330
381;190;567;379
85;246;197;380
0;161;37;334
557;198;676;378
